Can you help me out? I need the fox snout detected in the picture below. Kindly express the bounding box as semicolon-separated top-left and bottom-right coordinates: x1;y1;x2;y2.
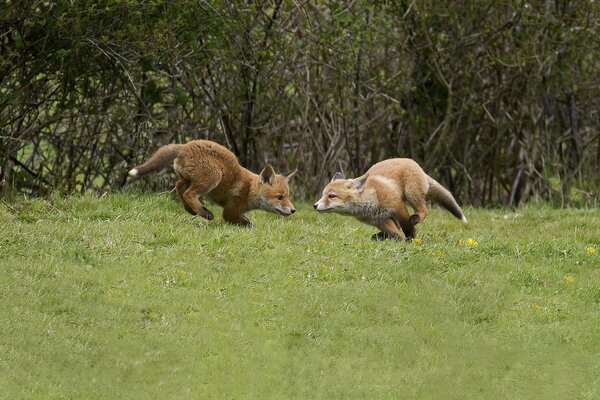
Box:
313;201;329;212
277;206;296;216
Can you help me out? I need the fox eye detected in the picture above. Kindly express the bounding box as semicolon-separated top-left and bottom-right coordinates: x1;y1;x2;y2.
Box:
328;194;337;199
276;195;284;201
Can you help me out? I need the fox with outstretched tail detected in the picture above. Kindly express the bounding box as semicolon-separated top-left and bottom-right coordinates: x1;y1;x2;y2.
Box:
129;140;297;227
313;158;466;241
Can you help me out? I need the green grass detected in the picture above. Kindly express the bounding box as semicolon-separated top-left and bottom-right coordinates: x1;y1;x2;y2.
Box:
1;193;599;399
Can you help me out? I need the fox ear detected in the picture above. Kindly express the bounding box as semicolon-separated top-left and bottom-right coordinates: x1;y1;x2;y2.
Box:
349;173;369;191
331;172;346;181
283;168;297;181
259;164;276;185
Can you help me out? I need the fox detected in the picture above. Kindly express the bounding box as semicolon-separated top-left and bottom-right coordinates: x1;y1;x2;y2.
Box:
313;158;467;241
128;140;297;227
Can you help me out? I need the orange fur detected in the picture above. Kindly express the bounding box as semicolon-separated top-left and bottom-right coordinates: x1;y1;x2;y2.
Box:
130;140;297;226
314;158;466;240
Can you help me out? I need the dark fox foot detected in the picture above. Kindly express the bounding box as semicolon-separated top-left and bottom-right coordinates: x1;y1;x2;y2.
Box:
408;214;421;226
371;231;401;241
224;217;253;227
235;219;253;228
241;216;253;228
199;207;214;220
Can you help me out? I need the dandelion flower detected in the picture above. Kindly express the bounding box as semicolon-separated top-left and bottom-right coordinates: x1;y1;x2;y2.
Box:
435;250;446;257
532;304;541;311
320;239;328;245
564;275;574;284
585;246;595;255
466;238;478;247
413;238;422;245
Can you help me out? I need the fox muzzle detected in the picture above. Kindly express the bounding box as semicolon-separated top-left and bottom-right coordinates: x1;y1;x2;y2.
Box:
275;206;295;216
313;202;332;212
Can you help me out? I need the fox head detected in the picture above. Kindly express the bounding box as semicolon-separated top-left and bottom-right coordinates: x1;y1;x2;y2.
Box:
313;172;369;214
255;164;297;216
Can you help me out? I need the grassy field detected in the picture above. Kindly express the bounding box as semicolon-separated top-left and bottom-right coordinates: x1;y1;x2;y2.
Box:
1;193;599;399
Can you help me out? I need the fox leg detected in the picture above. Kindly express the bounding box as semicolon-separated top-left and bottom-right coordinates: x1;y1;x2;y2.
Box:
182;175;221;220
222;205;253;227
371;218;401;241
394;204;417;240
175;178;196;215
404;186;428;227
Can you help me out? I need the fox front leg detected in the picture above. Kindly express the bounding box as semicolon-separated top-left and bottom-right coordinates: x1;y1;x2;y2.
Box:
222;207;253;228
224;215;253;228
371;218;401;241
371;231;401;241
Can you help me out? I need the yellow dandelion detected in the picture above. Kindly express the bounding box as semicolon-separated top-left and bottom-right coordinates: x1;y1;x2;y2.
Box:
413;238;422;245
435;250;446;257
585;246;595;255
564;275;574;284
466;238;478;247
319;263;327;270
320;239;328;245
532;304;541;311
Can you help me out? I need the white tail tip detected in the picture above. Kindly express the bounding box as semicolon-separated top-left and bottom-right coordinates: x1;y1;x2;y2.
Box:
128;168;139;176
461;215;468;223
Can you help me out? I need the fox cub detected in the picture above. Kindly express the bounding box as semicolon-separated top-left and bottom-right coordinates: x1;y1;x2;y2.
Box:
129;140;297;226
314;158;466;241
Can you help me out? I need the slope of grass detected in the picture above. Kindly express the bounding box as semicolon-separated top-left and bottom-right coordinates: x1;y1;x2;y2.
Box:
1;193;599;399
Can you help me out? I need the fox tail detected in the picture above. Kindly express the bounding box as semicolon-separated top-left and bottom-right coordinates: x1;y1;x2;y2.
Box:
427;176;467;223
128;144;183;176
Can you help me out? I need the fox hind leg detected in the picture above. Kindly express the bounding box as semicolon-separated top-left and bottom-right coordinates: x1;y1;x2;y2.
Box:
393;204;417;240
404;185;428;228
400;222;416;241
182;173;221;220
175;178;196;215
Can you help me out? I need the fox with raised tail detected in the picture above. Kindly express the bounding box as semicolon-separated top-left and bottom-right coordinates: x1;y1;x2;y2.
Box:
129;140;297;226
313;158;467;241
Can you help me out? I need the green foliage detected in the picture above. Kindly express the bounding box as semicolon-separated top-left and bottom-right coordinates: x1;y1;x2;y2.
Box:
1;194;600;398
1;1;598;205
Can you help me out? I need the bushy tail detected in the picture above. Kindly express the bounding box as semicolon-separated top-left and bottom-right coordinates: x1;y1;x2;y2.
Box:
427;176;467;223
128;144;183;176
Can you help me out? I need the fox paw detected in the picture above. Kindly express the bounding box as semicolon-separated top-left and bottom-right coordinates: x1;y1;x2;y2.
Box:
224;218;253;227
235;220;253;228
200;208;214;220
408;214;421;226
241;217;253;228
371;232;401;241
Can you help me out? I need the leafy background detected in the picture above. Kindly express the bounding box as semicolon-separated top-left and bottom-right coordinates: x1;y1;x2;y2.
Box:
1;0;598;205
